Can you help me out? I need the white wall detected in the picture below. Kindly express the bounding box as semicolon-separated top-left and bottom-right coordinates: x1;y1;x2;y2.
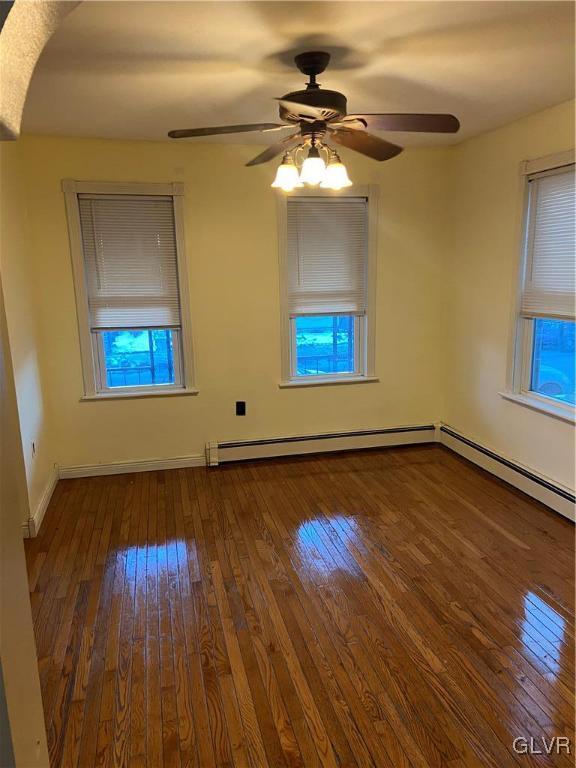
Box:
17;136;449;474
445;100;575;490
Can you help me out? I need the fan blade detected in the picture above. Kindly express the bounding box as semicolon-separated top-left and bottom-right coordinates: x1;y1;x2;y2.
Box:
329;129;403;161
337;113;460;133
168;123;288;139
275;98;339;122
245;132;302;167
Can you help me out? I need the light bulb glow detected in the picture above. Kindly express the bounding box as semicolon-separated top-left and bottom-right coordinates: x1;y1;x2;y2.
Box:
320;161;353;190
271;157;302;192
299;146;326;186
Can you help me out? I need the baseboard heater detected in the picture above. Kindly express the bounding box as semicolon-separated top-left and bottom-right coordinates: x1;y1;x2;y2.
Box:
206;424;436;465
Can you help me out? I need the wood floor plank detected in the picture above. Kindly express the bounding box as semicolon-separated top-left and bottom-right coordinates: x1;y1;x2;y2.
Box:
26;445;575;768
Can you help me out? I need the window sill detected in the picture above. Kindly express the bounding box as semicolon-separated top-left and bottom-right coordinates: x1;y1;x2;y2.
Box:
499;391;575;424
80;387;199;401
279;376;379;389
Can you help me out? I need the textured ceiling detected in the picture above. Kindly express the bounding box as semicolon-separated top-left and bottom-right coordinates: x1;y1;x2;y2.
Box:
22;1;575;146
0;0;80;139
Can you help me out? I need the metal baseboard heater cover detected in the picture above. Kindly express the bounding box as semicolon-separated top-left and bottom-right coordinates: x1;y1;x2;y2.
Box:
206;424;436;466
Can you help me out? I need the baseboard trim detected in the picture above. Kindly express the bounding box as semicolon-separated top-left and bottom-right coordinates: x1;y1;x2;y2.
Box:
439;425;575;522
59;453;206;479
22;466;59;538
210;424;436;464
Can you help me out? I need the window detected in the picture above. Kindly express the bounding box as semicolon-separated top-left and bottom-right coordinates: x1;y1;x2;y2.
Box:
63;181;195;397
295;315;356;376
529;319;575;405
279;191;376;385
100;329;179;388
512;160;575;416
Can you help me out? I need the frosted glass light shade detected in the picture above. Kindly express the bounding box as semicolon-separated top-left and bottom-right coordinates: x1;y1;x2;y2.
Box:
271;160;302;191
299;152;326;186
320;161;353;190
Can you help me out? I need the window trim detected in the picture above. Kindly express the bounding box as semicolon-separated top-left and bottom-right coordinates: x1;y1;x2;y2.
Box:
502;151;575;420
62;180;197;399
276;185;378;386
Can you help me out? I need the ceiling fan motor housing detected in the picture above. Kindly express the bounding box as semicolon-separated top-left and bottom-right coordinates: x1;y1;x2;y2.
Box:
279;89;348;122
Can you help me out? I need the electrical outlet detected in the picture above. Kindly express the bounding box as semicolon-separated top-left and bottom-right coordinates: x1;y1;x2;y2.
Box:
235;401;246;416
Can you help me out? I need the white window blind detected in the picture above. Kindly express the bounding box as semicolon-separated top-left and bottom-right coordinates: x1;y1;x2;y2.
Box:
521;165;575;320
287;197;368;315
78;194;181;330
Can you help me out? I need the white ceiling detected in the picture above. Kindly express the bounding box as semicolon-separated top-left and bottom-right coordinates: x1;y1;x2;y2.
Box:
22;1;575;146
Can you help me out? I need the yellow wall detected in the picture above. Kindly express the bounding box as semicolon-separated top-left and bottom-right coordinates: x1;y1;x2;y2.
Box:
17;136;449;473
3;100;574;514
444;100;575;490
0;142;55;526
0;271;50;766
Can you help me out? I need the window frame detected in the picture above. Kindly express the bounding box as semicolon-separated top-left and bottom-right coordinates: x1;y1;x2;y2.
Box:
277;186;379;387
503;151;575;422
63;180;197;399
290;313;363;382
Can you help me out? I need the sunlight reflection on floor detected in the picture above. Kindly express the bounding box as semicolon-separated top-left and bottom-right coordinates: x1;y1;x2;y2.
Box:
295;514;360;578
521;591;566;676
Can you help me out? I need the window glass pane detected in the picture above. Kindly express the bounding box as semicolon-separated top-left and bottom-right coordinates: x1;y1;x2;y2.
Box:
530;319;575;405
101;329;177;388
295;315;356;377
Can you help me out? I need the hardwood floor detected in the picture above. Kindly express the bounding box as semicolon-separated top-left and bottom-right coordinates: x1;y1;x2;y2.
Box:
25;445;575;768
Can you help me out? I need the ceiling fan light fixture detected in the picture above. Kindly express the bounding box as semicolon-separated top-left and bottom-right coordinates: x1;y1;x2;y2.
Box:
299;145;326;186
320;151;353;190
271;153;303;191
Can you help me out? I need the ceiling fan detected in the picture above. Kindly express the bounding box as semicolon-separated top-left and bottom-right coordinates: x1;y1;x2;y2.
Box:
168;51;460;189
